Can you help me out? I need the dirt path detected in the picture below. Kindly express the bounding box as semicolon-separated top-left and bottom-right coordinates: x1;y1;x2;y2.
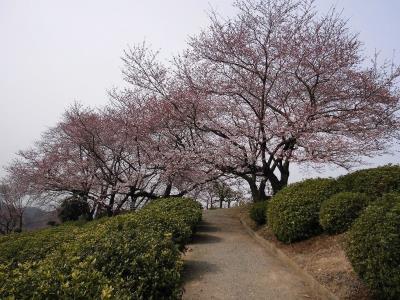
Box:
182;209;318;300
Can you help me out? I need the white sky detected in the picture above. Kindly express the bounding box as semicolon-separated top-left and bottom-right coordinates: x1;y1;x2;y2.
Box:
1;0;399;181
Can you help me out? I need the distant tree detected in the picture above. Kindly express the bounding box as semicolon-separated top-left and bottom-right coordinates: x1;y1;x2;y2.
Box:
212;181;243;208
200;179;243;209
0;177;32;234
0;184;17;234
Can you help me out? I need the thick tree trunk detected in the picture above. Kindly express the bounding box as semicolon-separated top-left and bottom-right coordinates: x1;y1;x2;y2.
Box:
270;162;290;195
163;183;172;198
248;179;266;202
246;163;290;202
270;178;287;195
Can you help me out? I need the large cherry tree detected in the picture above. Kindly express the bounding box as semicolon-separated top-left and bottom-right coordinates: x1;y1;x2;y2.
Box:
172;0;400;200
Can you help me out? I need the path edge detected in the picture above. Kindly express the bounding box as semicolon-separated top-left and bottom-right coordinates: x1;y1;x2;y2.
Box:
240;217;339;300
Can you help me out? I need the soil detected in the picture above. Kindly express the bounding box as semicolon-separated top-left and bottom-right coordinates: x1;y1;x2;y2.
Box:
238;206;372;300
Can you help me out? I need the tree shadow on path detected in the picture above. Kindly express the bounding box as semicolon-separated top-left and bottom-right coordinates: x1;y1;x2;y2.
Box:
182;260;221;285
190;233;223;244
195;222;220;233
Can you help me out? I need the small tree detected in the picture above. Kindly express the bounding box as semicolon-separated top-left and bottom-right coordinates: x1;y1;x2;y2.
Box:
0;181;33;234
212;181;242;208
0;184;18;234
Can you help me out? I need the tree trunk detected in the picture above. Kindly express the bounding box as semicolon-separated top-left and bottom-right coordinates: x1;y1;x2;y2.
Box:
270;162;290;195
248;179;266;202
107;192;116;216
90;203;98;219
130;196;137;211
246;167;289;202
163;183;172;198
18;213;23;231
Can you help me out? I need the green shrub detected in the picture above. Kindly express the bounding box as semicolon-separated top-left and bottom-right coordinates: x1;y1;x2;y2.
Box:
0;254;122;300
249;201;268;225
0;197;202;299
336;165;400;198
268;178;337;243
345;193;400;299
59;196;91;222
0;221;84;265
319;192;371;234
144;197;202;231
135;207;192;250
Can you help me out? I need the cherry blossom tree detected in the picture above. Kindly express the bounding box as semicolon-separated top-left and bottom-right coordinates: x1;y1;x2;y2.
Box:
177;0;400;200
113;45;223;196
5;97;218;216
0;173;34;233
0;183;19;234
135;0;399;201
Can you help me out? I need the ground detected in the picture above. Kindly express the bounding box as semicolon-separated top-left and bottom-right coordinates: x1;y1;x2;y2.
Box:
182;209;318;300
240;207;372;300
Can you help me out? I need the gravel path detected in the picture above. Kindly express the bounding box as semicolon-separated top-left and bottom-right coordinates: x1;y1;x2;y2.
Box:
182;209;317;300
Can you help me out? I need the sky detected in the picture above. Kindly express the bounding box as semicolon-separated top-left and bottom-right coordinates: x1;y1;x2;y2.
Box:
0;0;399;181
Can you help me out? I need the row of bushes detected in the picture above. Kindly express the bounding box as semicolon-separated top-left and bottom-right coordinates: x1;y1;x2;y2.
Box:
0;197;202;299
249;165;400;299
346;193;400;299
319;191;370;234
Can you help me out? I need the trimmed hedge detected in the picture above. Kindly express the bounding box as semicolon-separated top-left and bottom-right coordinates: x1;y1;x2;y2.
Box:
249;201;268;225
0;197;202;299
345;193;400;299
336;165;400;198
0;221;84;265
143;197;202;232
0;218;109;265
268;178;337;243
319;192;370;234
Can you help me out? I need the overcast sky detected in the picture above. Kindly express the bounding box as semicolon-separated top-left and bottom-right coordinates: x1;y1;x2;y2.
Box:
1;0;399;181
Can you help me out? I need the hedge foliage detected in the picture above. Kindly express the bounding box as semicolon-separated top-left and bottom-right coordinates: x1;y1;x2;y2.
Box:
268;178;337;243
0;221;86;265
319;192;370;234
345;193;400;299
0;197;202;299
336;165;400;198
249;201;268;225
